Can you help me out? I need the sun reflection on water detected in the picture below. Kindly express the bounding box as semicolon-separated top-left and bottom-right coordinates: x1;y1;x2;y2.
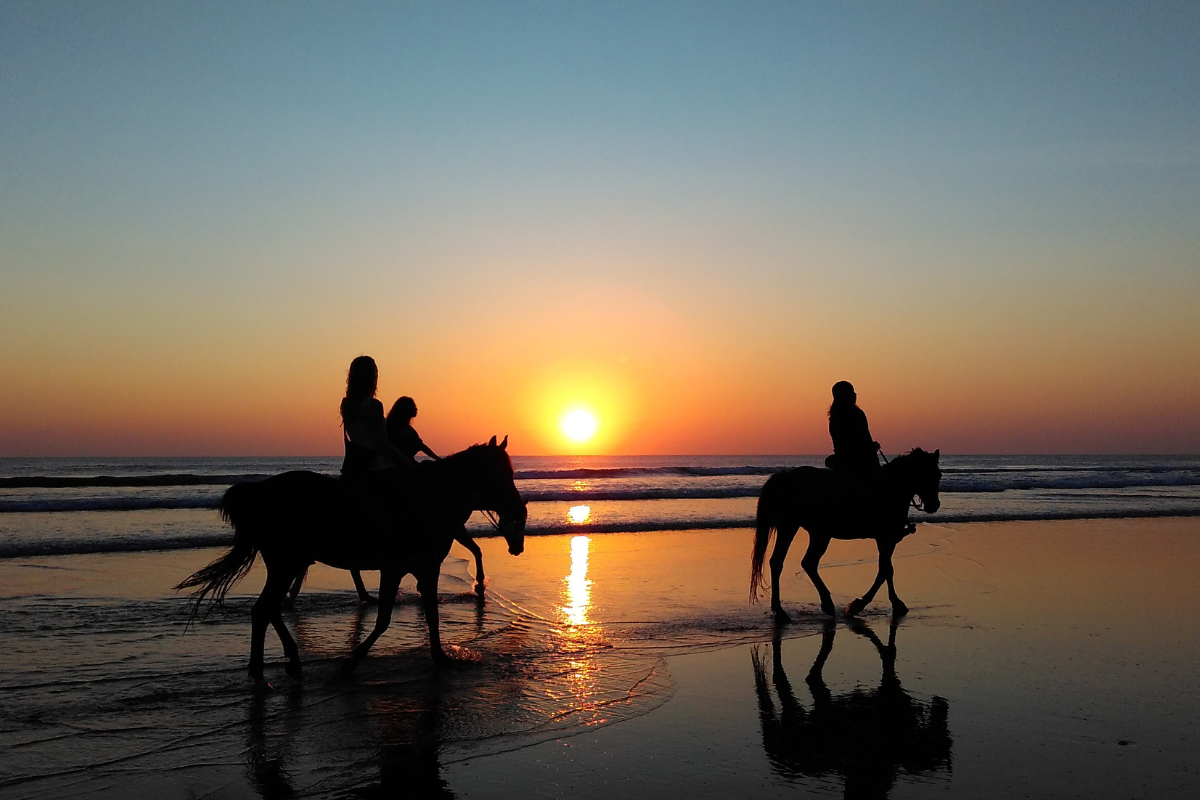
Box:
563;535;592;626
567;505;591;524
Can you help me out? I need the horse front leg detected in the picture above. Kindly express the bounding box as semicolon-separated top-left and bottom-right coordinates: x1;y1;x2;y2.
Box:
768;525;799;623
799;534;835;617
417;568;450;664
847;539;898;617
344;569;402;674
350;569;378;605
249;568;292;691
456;532;485;595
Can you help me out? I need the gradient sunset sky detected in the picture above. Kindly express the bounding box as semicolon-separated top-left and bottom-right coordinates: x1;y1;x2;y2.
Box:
2;2;1198;456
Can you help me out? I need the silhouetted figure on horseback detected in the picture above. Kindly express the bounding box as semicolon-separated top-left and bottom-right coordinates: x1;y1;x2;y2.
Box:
385;396;492;596
825;380;881;481
825;381;913;540
387;396;441;462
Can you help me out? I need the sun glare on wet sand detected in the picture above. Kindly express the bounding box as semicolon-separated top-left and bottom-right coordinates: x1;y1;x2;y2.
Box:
560;409;598;442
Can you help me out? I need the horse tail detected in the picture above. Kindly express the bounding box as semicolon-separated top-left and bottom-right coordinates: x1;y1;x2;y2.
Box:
751;472;787;603
175;482;262;624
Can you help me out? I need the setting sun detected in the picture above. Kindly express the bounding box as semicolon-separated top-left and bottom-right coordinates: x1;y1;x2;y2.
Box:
561;409;598;442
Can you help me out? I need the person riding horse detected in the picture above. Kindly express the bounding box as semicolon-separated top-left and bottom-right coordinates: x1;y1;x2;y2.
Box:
824;381;913;538
337;355;414;603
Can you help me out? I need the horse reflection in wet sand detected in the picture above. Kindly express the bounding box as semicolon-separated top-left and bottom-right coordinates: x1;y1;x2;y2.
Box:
751;449;942;621
178;437;526;690
752;620;952;799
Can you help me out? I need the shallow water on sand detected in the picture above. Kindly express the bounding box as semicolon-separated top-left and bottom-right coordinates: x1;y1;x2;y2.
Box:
0;530;810;798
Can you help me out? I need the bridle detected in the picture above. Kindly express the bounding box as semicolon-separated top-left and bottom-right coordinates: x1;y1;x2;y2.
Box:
878;446;927;512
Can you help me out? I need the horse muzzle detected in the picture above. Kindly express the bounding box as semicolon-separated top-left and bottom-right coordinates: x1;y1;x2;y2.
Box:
500;502;527;555
922;497;941;513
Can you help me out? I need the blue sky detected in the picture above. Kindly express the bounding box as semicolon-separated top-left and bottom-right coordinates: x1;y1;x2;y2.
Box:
2;2;1198;454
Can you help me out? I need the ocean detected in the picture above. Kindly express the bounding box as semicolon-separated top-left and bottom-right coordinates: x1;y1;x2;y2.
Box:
2;454;1199;558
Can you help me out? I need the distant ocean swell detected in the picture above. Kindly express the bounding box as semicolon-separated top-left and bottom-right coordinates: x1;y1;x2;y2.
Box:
4;470;1200;513
3;506;1199;559
7;465;1200;490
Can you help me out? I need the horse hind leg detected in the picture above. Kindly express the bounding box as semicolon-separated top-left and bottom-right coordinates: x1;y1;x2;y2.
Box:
768;524;800;623
249;568;294;690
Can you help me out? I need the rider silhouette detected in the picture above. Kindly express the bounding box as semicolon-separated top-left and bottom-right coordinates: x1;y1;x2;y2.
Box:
386;396;441;461
825;381;881;477
338;356;414;604
824;381;916;538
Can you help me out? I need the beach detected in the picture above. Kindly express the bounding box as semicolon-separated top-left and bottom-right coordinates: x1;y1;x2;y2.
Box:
3;516;1198;798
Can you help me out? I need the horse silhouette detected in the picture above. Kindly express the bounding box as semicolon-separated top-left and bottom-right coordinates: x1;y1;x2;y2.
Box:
752;620;952;798
751;449;941;621
178;436;526;690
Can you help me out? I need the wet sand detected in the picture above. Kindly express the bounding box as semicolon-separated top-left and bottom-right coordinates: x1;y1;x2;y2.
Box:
2;518;1198;798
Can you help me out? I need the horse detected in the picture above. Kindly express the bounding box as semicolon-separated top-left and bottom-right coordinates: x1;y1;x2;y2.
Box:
177;436;526;689
751;619;952;796
750;448;941;622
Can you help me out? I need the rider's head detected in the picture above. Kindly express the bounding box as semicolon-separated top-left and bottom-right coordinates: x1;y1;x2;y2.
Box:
389;396;418;422
831;381;856;405
341;356;379;422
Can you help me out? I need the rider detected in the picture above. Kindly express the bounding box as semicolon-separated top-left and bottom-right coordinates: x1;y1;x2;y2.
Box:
824;381;913;536
337;355;414;603
386;396;441;461
824;381;881;478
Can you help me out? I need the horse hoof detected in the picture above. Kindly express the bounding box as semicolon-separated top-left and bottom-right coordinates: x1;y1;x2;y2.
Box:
846;598;867;617
820;601;837;618
892;601;909;617
432;649;452;666
251;678;274;694
285;661;303;680
474;583;486;597
358;595;378;607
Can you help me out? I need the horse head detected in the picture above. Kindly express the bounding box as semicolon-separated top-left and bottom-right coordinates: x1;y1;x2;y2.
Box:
906;448;942;513
475;435;526;555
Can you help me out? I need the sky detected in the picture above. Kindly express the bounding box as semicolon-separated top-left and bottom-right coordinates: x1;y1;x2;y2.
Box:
1;1;1198;456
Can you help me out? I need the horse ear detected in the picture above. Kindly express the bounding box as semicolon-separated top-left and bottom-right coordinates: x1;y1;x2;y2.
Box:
489;435;497;447
500;435;508;450
934;448;940;460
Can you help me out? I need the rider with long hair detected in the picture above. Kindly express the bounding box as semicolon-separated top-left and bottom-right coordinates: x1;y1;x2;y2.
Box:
336;355;414;604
